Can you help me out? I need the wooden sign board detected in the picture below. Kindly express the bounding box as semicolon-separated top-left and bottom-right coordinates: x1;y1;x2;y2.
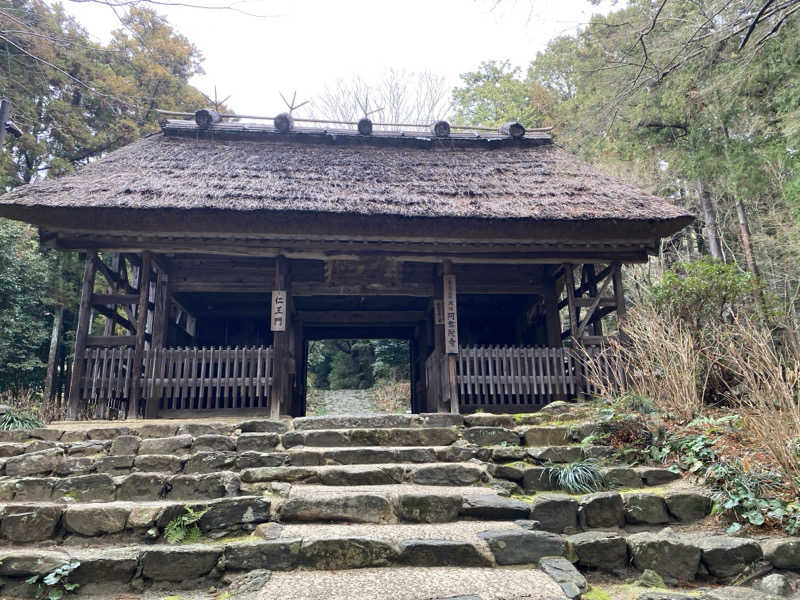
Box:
270;290;287;332
433;299;444;325
443;274;458;354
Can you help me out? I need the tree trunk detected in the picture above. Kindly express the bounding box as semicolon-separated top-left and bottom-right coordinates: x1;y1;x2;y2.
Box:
697;180;723;260
735;198;767;311
735;199;760;276
44;305;64;408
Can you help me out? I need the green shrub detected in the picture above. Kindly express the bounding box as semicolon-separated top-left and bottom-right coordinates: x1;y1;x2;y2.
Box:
650;258;760;330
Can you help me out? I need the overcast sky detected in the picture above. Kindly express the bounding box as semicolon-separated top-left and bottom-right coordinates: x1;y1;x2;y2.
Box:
64;0;613;118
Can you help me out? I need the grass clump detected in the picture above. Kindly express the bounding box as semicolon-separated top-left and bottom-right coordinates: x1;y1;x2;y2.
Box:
547;458;606;494
0;407;43;431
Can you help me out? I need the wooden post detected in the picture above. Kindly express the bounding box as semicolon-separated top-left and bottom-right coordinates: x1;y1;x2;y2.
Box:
130;252;152;419
44;305;64;405
564;264;579;340
68;254;97;420
270;256;290;419
102;253;120;336
151;268;169;348
542;269;562;348
612;263;627;328
564;264;586;398
145;267;169;418
443;261;459;414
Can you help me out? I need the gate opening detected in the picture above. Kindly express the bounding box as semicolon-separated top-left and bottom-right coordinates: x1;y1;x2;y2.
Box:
305;338;411;416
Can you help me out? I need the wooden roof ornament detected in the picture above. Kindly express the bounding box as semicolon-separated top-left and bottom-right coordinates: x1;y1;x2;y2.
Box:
431;120;450;138
501;121;526;139
357;118;373;136
195;108;222;129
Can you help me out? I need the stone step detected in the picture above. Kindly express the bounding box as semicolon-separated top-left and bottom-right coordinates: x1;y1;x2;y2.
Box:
0;487;537;544
0;496;271;543
1;440;622;483
1;446;491;481
494;461;681;492
0;522;568;592
0;428;467;474
254;566;566;600
277;485;532;524
1;522;788;598
0;470;243;503
241;462;490;487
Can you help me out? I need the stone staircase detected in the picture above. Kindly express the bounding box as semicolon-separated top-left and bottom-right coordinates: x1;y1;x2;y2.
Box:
0;410;793;599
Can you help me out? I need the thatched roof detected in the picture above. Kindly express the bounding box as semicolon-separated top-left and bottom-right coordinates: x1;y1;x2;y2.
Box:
0;120;692;243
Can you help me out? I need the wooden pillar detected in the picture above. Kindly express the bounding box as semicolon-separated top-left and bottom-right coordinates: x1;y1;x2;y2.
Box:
290;318;304;417
612;263;627;331
585;264;604;337
67;254;97;420
564;264;579;341
102;253;120;336
44;304;65;406
144;267;169;419
564;263;586;398
443;261;459;414
270;256;291;419
542;270;562;348
151;268;170;348
130;252;152;419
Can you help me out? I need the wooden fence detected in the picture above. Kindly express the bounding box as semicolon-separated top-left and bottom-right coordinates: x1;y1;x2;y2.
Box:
452;344;620;409
455;346;575;408
147;346;274;411
78;345;274;414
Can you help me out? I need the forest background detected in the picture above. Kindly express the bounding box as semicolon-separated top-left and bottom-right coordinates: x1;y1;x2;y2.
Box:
1;0;799;396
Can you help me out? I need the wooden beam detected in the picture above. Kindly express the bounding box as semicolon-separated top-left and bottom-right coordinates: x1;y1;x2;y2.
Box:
575;298;617;308
130;252;152;418
296;310;426;324
576;267;615;338
68;253;97;420
91;303;137;334
92;293;141;305
92;254;137;295
557;263;615;309
86;335;136;347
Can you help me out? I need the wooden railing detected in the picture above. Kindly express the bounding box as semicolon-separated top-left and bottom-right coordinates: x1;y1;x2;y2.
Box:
80;346;135;413
79;345;274;413
147;346;273;411
456;345;578;408
450;344;620;409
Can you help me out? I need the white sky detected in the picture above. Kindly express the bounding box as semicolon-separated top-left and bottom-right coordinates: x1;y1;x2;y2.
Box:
63;0;614;117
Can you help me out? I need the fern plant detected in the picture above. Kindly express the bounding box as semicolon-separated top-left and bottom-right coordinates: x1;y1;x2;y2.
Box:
0;408;43;431
547;458;607;494
163;507;208;544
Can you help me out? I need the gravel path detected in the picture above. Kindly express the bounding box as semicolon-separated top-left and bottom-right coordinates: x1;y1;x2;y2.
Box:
306;389;384;415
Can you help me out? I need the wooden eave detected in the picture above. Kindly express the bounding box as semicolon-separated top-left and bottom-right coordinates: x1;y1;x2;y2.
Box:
24;206;692;259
